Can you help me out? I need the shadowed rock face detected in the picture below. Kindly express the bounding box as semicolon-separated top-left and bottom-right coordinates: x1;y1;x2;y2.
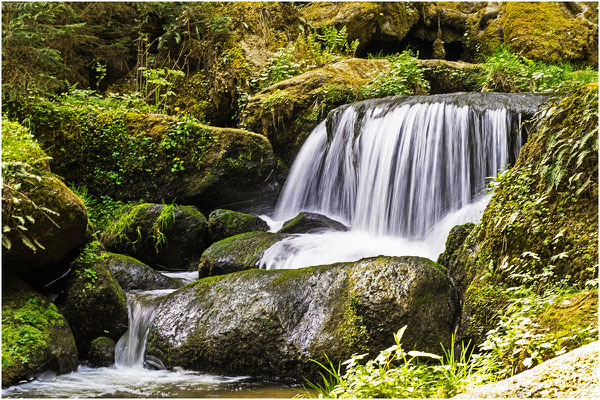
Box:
148;255;458;380
279;212;349;234
104;252;183;291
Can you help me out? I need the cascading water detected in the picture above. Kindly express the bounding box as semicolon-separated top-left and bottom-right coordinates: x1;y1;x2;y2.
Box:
115;290;170;369
261;93;545;269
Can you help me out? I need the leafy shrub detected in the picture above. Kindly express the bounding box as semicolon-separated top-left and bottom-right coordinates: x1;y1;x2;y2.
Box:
359;51;430;98
477;46;598;93
258;25;359;88
304;326;492;398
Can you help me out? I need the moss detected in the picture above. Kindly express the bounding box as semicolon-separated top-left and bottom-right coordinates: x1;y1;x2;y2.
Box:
208;209;268;242
2;273;77;387
456;84;598;344
11;100;277;207
535;289;598;352
501;2;593;63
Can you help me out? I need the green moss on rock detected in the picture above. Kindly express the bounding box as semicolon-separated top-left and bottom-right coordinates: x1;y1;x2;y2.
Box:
63;242;128;356
102;203;209;271
207;209;269;243
2;272;78;388
455;84;599;344
12;101;279;210
501;2;594;64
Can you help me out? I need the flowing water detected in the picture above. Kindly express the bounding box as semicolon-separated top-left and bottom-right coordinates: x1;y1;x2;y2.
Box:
3;93;544;397
261;93;543;269
3;272;300;398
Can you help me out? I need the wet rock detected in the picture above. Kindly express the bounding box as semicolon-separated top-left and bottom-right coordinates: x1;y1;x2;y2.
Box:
62;243;128;357
455;341;599;398
88;337;115;367
208;209;269;243
2;272;78;388
278;212;349;234
105;252;183;291
437;222;475;291
148;255;458;380
101;203;209;271
198;231;288;278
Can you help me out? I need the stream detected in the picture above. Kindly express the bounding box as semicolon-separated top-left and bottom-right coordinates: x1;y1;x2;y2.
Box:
2;272;302;398
2;92;544;398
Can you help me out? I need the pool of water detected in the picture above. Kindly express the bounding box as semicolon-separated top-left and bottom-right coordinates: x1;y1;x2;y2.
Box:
2;366;303;398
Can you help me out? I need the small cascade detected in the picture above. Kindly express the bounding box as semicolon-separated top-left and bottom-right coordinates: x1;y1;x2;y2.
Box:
114;290;173;369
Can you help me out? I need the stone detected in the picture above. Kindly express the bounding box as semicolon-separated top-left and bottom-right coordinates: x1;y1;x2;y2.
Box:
88;336;115;367
278;212;349;234
1;272;78;388
198;231;288;278
148;256;458;380
104;252;183;291
101;203;209;271
208;209;269;243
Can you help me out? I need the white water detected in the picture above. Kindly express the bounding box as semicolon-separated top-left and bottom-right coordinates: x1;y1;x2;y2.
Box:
262;96;529;269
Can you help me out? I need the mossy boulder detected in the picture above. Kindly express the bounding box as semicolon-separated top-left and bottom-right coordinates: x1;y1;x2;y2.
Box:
454;84;598;344
279;212;349;234
207;209;269;243
102;204;209;271
243;58;390;163
104;252;183;291
1;119;88;276
62;243;128;356
501;2;596;64
88;336;115;367
198;231;288;278
2;272;78;388
15;102;280;211
147;255;458;380
437;222;476;291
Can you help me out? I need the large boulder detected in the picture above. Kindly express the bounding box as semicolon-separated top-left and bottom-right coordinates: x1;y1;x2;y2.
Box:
278;212;349;234
243;58;390;162
148;256;458;380
207;209;269;243
17;104;280;211
62;243;128;357
198;231;288;278
102;203;209;271
2;272;78;388
455;341;599;398
104;252;183;291
452;84;598;344
2;119;88;277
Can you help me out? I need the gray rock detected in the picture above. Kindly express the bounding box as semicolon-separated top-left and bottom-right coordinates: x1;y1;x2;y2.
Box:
278;212;349;234
105;252;183;290
148;255;458;380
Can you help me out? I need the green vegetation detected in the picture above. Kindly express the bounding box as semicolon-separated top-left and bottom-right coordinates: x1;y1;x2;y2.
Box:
258;25;359;88
476;46;598;93
1;118;58;252
360;51;430;97
304;327;490;398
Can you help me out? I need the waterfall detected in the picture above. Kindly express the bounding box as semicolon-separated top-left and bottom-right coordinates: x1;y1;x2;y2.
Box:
115;290;171;369
274;93;542;238
261;93;544;269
